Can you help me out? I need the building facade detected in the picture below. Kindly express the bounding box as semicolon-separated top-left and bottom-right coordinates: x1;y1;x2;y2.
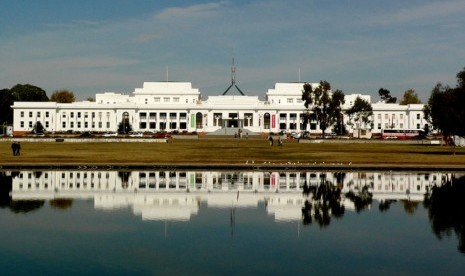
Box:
11;81;428;136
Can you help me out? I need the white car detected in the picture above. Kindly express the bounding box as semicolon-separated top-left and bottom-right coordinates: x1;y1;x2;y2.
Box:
103;132;118;137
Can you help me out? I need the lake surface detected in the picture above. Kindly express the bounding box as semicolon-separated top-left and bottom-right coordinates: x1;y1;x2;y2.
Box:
1;169;464;275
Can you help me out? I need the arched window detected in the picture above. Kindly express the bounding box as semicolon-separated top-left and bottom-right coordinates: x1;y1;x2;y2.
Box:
264;113;271;129
120;112;131;133
196;112;203;128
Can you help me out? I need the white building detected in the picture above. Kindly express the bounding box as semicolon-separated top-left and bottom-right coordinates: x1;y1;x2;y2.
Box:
11;81;428;137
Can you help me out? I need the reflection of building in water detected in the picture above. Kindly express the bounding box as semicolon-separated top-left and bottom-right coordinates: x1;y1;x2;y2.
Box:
12;170;456;222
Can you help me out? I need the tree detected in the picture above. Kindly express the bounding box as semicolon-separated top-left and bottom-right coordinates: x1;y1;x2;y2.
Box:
86;96;95;102
33;121;45;134
50;89;76;103
400;89;421;105
1;84;48;124
378;88;397;103
346;97;373;138
10;84;49;102
0;89;15;124
423;68;465;142
301;81;345;138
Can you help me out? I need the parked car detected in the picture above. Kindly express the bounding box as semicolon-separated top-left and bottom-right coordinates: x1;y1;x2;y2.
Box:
153;132;171;139
80;132;93;138
128;131;143;137
103;132;118;137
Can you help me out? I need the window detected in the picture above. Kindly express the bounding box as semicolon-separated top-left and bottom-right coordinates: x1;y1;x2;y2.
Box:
244;113;253;127
106;122;110;128
62;122;66;128
98;122;102;128
400;123;403;128
377;114;381;119
140;122;147;129
170;122;177;129
174;97;180;102
280;113;287;119
164;97;170;102
149;113;156;120
92;112;95;118
384;114;388;119
149;122;156;129
154;97;160;102
45;121;49;128
29;121;33;128
37;112;41;118
180;113;187;119
84;112;88;118
20;121;24;127
180;122;187;129
20;111;24;117
160;113;167;119
400;114;403;120
29;112;33;118
46;112;49;118
70;112;74;118
287;98;293;104
416;114;421;120
170;113;176;119
84;122;88;128
77;122;81;128
377;123;381;129
77;112;81;118
140;112;147;120
70;122;74;128
417;124;420;129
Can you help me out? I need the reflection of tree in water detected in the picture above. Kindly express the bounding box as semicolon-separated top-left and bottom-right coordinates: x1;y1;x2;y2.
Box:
0;171;45;213
50;199;73;210
9;200;45;213
424;175;465;254
401;200;420;214
301;179;345;228
0;172;13;208
345;185;373;213
379;200;396;212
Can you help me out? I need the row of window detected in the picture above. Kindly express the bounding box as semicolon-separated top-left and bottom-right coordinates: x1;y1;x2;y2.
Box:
20;111;50;118
142;97;197;104
139;122;187;130
139;112;187;120
376;123;422;129
377;113;422;120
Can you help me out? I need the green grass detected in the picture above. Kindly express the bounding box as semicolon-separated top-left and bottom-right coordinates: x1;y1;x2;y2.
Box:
1;139;465;167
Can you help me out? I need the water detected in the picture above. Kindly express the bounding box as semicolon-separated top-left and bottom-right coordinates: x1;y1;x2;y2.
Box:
1;170;464;275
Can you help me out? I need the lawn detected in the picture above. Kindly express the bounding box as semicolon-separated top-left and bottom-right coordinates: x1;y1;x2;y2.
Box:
1;138;465;169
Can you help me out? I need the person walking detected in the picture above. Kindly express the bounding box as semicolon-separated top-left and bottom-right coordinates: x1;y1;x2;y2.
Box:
11;142;17;156
278;136;283;147
268;135;274;146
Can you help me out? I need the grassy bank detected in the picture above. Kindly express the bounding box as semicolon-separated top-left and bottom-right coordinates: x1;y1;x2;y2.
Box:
1;138;465;168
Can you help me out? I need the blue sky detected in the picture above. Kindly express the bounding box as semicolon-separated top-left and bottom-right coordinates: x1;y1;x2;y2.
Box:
1;0;464;101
